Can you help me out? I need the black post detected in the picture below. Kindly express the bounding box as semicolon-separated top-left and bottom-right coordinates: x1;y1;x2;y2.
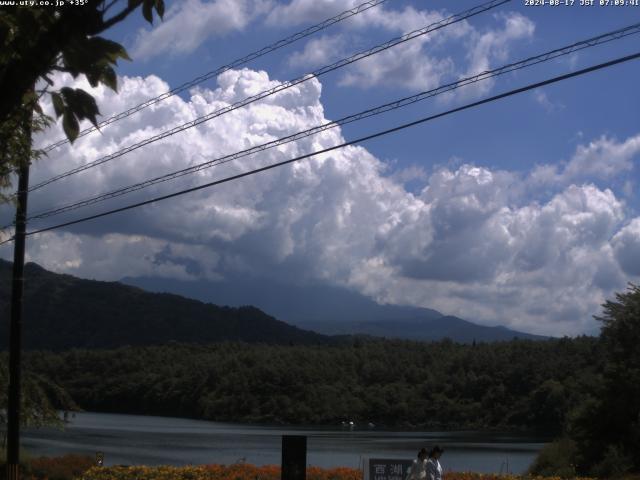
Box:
6;160;30;480
282;435;306;480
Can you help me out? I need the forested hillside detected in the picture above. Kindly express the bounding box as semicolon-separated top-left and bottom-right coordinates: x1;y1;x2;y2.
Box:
0;260;329;349
17;336;599;431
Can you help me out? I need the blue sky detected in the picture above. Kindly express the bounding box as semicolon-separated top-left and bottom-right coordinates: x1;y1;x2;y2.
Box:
110;0;640;184
1;0;639;335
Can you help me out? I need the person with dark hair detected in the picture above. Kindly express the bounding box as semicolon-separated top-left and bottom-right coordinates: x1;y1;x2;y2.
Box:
405;447;428;480
426;446;444;480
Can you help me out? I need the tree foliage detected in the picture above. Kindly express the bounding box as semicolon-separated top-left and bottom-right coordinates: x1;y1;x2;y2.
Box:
13;336;601;432
0;0;164;196
566;284;640;476
0;353;78;440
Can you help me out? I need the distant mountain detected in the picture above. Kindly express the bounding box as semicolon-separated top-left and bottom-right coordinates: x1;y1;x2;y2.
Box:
123;275;549;342
122;274;443;324
300;316;548;342
0;260;330;350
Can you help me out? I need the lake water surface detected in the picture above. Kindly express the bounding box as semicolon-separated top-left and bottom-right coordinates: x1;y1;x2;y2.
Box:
23;412;548;474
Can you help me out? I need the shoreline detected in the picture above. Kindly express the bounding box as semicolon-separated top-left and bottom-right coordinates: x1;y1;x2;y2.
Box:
54;409;555;437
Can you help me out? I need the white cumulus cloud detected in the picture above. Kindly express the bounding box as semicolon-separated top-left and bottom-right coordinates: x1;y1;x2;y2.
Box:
1;69;638;337
287;34;347;70
131;0;271;60
612;218;640;277
265;0;358;26
280;2;533;95
529;134;640;187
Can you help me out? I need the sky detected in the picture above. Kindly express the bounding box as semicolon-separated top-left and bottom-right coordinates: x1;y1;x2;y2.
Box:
1;0;639;336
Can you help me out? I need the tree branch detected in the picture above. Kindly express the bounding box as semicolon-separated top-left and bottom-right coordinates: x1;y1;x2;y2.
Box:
99;3;140;32
36;87;49;101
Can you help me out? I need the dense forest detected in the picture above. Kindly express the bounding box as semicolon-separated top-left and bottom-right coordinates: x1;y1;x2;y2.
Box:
13;337;599;431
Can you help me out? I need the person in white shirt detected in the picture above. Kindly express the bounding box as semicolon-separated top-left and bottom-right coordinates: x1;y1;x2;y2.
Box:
405;447;428;480
426;446;444;480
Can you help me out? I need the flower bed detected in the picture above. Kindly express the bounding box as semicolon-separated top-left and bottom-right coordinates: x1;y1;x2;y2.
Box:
0;454;95;480
0;459;608;480
77;464;598;480
78;464;362;480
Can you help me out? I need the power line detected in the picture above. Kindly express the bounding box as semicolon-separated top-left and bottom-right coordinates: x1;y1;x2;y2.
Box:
1;50;636;246
21;21;640;223
31;0;507;190
41;0;392;153
27;0;509;193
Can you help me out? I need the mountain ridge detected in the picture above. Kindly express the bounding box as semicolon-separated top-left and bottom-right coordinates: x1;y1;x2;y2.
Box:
0;259;330;350
123;274;549;342
0;259;548;349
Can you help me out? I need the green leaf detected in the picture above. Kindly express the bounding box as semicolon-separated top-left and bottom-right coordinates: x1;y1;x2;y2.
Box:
118;45;132;62
22;90;38;106
62;112;79;143
101;67;118;92
62;37;130;89
61;35;93;77
59;87;74;103
51;93;65;118
87;37;131;63
84;68;101;88
155;0;165;19
142;0;154;23
60;87;100;128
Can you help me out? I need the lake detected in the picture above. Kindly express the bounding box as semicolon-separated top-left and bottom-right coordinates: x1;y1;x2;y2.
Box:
22;412;548;474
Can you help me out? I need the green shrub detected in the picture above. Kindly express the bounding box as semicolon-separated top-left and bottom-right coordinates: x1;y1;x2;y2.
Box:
528;437;578;478
589;444;634;478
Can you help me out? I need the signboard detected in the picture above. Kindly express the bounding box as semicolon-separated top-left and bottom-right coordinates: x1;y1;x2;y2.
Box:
365;458;413;480
282;435;307;480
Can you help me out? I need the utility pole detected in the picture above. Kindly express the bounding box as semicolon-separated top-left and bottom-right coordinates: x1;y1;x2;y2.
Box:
6;117;31;480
